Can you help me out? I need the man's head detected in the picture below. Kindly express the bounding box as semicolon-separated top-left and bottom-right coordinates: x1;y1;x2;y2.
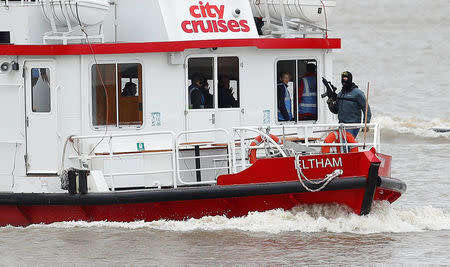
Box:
306;63;316;73
341;71;353;90
191;74;202;87
123;82;137;96
219;75;230;89
280;72;291;85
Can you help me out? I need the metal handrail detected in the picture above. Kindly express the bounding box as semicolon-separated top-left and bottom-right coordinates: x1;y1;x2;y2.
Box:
68;131;177;190
175;128;233;186
63;123;381;191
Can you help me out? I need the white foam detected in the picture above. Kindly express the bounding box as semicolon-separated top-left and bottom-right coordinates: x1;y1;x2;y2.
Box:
28;202;450;234
373;116;450;140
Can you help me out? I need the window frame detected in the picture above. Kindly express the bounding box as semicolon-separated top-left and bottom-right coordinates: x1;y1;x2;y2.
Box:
274;56;321;124
185;54;241;112
89;60;145;130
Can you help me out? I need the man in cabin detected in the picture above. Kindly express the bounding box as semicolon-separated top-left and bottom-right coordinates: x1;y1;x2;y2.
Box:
218;75;238;108
200;77;214;109
189;74;206;109
327;71;371;137
298;63;318;121
277;72;293;121
121;82;137;96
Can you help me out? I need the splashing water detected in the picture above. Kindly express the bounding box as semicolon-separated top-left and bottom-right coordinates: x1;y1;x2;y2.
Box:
26;202;450;235
373;116;450;140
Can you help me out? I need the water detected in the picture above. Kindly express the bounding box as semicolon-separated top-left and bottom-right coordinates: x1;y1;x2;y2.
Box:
2;0;450;265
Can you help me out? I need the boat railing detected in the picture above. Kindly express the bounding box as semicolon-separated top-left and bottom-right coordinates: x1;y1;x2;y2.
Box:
66;131;177;191
2;0;40;6
175;129;234;186
64;123;380;190
233;123;380;171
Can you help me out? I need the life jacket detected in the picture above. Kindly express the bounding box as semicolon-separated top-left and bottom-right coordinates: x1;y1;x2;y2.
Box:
277;82;293;121
299;75;317;115
189;84;205;109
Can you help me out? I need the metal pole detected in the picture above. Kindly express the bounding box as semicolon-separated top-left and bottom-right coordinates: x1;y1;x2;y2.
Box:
194;145;201;182
363;82;370;149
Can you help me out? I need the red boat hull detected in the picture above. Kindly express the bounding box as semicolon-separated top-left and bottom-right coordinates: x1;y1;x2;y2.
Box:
0;149;405;227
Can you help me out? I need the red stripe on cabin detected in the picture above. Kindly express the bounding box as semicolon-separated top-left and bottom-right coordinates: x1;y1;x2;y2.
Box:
0;38;341;56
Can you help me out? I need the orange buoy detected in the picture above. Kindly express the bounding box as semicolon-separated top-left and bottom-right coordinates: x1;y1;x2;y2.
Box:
321;131;358;154
248;134;282;164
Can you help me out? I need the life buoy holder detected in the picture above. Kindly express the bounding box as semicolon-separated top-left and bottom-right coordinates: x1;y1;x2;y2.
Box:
248;134;282;164
321;131;359;154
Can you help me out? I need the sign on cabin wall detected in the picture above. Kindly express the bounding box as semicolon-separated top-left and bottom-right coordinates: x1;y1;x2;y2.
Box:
158;0;259;41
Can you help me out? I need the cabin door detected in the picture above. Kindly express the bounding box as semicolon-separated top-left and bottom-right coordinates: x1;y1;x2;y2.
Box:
185;56;242;142
24;61;58;174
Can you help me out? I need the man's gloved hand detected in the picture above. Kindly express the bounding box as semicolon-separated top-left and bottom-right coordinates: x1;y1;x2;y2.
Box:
326;98;335;105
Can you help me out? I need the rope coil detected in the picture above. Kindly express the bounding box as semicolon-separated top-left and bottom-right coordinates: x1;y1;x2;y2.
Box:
294;154;343;192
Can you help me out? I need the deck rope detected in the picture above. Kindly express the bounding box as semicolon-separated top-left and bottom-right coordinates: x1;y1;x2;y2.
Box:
294;154;343;192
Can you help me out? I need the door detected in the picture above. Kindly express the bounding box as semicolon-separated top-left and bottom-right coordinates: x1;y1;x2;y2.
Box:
185;57;216;142
25;61;58;174
185;56;242;142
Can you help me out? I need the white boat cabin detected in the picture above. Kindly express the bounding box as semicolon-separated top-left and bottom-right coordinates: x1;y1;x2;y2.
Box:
0;0;379;193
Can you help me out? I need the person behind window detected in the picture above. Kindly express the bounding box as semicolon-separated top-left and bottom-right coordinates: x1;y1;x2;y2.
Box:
189;74;205;109
327;71;372;137
200;77;214;109
277;72;293;121
298;63;318;120
218;75;238;108
121;82;137;96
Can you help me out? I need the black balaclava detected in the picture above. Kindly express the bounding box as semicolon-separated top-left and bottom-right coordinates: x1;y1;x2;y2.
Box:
341;71;353;91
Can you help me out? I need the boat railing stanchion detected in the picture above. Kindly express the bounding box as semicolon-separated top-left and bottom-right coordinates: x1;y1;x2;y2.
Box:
239;128;246;171
108;136;115;191
171;133;177;189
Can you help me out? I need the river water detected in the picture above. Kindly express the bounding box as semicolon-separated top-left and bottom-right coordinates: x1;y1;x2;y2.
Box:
2;0;450;265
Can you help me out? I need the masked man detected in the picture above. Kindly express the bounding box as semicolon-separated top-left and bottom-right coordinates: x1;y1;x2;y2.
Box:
327;71;371;137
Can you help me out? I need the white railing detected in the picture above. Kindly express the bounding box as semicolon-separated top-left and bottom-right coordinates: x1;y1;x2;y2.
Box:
63;123;381;190
67;131;177;191
234;123;380;171
2;0;40;6
175;129;234;186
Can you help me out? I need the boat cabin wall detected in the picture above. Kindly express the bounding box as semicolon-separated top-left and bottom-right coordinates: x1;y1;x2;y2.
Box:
0;48;336;191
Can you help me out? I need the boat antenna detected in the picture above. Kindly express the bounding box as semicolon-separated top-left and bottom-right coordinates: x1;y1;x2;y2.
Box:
363;82;370;149
320;0;328;39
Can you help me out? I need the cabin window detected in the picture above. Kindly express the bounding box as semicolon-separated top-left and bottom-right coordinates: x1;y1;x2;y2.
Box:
91;63;143;128
187;57;214;109
187;56;240;109
0;31;11;44
276;59;318;122
218;57;240;108
31;68;51;113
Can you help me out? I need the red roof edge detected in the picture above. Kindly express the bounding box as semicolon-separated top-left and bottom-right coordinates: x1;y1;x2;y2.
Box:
0;38;341;56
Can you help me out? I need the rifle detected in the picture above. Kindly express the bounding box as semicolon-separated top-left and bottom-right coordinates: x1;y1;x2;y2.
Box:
321;77;338;101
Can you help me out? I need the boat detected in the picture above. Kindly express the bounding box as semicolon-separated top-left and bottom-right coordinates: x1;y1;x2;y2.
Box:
0;0;406;226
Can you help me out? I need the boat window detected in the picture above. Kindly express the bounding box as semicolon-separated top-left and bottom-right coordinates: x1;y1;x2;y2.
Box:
187;57;214;109
276;61;296;122
31;68;51;113
91;63;143;128
218;57;240;108
276;59;318;122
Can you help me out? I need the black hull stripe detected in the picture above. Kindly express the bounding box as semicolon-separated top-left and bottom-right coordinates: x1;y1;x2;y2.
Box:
0;177;406;206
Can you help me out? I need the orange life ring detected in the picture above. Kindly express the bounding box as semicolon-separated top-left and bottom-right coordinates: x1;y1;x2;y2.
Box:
321;131;359;154
248;134;282;164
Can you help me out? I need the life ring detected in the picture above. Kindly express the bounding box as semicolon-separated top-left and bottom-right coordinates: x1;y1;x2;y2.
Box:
321;131;359;154
248;134;282;164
